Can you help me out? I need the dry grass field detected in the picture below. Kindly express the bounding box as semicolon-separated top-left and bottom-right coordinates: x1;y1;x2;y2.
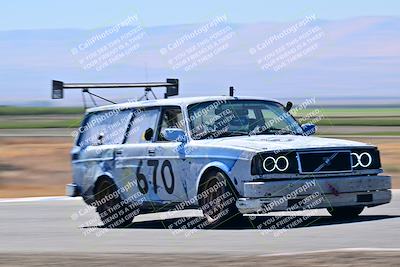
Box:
0;137;72;197
0;136;398;198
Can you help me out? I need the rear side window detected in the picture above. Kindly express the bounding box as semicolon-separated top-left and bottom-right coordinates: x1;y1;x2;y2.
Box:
78;109;133;148
126;108;160;143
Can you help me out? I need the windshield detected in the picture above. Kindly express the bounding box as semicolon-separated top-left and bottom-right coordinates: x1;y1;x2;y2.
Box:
188;100;304;140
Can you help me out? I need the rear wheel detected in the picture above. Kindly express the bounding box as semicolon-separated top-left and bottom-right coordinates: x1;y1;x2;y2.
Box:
95;179;135;228
198;171;243;228
327;206;364;219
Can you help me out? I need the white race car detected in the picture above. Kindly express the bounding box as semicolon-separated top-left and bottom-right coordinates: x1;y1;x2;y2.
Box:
54;79;391;228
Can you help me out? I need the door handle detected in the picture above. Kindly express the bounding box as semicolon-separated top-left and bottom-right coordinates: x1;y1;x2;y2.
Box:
148;149;156;156
114;149;123;156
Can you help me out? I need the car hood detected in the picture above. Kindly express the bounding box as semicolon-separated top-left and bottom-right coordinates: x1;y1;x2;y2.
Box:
193;135;373;152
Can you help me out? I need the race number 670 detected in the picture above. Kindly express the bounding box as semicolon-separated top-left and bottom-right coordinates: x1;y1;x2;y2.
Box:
136;159;175;195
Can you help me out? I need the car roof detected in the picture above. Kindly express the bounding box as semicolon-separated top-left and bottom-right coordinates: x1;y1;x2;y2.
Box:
86;96;282;113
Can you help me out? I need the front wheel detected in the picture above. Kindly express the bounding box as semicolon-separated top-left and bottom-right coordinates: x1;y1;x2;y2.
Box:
198;171;243;228
327;206;364;219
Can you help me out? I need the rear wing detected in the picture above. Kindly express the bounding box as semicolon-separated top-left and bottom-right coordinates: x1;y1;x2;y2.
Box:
52;78;179;101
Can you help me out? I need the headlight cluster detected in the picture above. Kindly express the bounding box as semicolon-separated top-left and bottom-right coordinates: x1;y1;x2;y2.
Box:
263;156;289;172
251;152;298;175
251;148;382;176
351;148;381;170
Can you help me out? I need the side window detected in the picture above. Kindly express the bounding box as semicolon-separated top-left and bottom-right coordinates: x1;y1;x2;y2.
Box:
126;109;159;143
78;109;132;148
157;107;184;141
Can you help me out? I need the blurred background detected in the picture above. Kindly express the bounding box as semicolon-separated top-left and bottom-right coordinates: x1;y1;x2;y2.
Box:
0;0;399;197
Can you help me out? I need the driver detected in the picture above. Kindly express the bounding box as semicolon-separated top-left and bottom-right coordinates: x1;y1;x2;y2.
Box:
214;107;249;133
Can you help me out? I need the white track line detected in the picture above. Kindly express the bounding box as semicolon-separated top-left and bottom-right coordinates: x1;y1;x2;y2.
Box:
261;247;400;257
0;196;82;203
321;135;400;139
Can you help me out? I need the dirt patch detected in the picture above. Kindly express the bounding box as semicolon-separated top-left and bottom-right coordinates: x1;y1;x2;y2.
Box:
0;137;73;197
0;136;398;198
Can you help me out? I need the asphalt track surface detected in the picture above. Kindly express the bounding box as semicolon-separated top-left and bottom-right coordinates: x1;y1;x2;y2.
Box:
0;191;399;257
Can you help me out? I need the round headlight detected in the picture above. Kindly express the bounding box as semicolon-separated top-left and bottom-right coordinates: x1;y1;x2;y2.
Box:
351;152;372;168
276;156;289;171
359;152;372;167
263;157;276;172
263;156;289;172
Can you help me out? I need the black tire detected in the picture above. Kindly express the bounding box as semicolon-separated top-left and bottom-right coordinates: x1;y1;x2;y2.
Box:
198;170;243;228
95;179;135;228
327;206;364;219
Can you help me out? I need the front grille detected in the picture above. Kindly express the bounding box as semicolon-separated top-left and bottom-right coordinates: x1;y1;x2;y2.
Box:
298;151;352;174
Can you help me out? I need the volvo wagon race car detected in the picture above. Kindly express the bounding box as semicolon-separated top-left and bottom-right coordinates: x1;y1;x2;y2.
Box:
53;79;392;228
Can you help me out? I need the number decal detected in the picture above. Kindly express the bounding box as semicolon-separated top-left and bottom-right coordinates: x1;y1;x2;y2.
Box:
136;160;148;194
161;160;175;194
135;159;175;195
147;160;159;194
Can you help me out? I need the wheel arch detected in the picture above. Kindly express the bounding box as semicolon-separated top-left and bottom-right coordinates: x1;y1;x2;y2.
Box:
93;172;115;196
196;162;240;198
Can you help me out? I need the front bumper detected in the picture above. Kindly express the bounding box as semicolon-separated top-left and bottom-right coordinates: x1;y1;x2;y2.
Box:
236;175;391;214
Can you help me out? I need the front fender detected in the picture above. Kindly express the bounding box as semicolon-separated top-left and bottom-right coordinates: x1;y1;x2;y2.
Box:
195;161;233;197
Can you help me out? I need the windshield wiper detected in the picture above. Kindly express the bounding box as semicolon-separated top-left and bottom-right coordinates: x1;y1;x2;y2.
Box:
196;130;249;139
218;131;249;138
254;127;296;135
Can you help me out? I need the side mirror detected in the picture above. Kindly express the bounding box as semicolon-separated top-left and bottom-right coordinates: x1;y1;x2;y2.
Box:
161;128;187;142
302;123;317;136
285;101;293;112
144;128;154;141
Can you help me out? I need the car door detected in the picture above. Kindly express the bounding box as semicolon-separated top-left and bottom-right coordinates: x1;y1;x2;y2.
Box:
113;107;164;204
148;106;189;203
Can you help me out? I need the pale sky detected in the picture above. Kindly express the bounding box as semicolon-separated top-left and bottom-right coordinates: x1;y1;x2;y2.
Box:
1;0;400;30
